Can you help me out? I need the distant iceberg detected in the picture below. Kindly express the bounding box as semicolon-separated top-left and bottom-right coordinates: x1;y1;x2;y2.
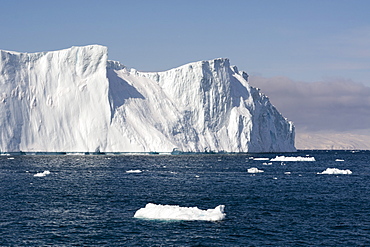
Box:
317;168;352;175
252;157;270;161
134;203;225;221
34;170;50;177
270;156;315;162
247;167;264;173
126;169;142;173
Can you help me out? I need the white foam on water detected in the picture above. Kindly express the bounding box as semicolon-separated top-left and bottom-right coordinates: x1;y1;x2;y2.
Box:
317;168;352;175
270;156;315;162
34;170;51;177
134;203;226;221
126;170;142;173
247;167;264;173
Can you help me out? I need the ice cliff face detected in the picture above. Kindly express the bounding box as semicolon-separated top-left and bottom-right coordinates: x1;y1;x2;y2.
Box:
0;45;295;153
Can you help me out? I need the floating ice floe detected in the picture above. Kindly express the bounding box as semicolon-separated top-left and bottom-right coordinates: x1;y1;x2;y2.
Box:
270;156;315;162
262;162;272;165
126;169;142;173
317;168;352;175
335;159;345;162
34;170;51;177
247;167;264;173
134;203;225;221
253;158;270;161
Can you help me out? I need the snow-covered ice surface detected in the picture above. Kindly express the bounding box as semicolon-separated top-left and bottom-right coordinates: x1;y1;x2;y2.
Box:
317;168;352;175
270;156;315;162
134;203;226;221
0;45;295;153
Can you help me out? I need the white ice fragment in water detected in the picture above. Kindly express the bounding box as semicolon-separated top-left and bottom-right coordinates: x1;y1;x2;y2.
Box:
247;167;264;173
126;169;142;173
284;172;291;175
262;162;272;165
34;170;51;177
317;168;352;175
253;158;270;161
270;156;315;162
134;203;226;221
335;159;345;162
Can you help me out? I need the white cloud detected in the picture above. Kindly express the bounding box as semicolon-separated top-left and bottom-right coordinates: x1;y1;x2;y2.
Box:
249;75;370;132
249;75;370;149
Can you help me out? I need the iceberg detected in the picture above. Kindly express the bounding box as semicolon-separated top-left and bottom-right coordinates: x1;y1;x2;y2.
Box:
0;45;295;153
34;170;50;177
317;168;352;175
126;169;142;173
252;157;270;161
247;167;264;173
133;203;226;221
270;156;315;162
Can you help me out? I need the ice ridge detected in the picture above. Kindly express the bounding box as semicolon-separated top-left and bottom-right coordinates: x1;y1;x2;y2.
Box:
0;45;295;153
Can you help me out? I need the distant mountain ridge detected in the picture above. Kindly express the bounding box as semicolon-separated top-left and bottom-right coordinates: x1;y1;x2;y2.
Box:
0;45;295;153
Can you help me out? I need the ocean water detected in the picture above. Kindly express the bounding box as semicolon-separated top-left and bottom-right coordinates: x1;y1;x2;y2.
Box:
0;150;369;246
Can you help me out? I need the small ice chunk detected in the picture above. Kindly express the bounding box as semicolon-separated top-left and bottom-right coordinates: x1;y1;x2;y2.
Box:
317;168;352;175
126;169;142;173
335;159;344;162
262;162;272;165
247;167;264;173
34;170;51;177
253;158;270;161
134;203;225;221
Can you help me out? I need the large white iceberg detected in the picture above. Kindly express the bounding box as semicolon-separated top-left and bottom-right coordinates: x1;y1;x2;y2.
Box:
133;203;226;221
0;45;295;153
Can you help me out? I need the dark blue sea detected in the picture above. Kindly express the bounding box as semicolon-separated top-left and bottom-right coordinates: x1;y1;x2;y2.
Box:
0;150;369;246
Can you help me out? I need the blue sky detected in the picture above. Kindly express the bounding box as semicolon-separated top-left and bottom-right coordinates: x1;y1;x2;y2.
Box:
1;0;370;86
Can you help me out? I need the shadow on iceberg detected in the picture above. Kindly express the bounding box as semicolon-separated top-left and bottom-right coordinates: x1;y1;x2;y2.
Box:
107;68;145;111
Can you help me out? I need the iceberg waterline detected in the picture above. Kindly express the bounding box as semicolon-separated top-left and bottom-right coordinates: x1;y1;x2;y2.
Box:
0;45;295;153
